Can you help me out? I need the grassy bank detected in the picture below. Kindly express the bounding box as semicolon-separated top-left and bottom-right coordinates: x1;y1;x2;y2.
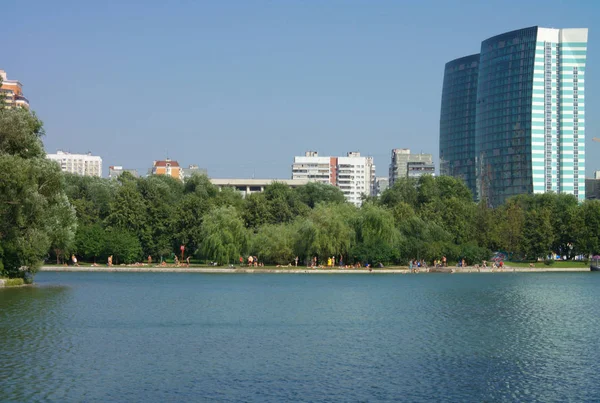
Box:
0;278;25;287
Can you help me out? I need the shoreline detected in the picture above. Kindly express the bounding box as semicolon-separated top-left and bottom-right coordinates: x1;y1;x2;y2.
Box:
38;266;590;274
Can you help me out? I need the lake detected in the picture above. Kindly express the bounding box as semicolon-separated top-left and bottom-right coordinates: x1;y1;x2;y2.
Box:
1;272;600;402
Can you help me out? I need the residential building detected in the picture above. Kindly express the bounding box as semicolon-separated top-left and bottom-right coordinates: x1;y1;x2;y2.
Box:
0;70;29;109
47;150;102;177
375;177;389;196
337;152;375;206
440;26;588;206
292;151;375;206
182;164;208;179
291;151;337;185
407;160;435;178
211;178;309;197
108;166;139;179
151;158;183;181
389;149;434;186
439;54;479;197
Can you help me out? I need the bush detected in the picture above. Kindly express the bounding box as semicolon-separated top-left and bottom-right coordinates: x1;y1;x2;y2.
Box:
4;278;24;287
543;259;555;266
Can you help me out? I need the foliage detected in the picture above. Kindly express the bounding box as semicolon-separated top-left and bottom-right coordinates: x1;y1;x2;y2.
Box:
104;228;142;264
200;206;248;265
250;223;297;265
3;278;25;287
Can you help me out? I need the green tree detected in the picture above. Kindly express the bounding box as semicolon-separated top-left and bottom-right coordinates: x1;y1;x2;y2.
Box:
521;207;555;260
0;107;75;279
250;223;297;265
200;206;248;265
296;203;356;263
352;204;401;264
46;193;78;264
578;200;600;256
104;228;142;264
295;182;346;208
74;224;106;263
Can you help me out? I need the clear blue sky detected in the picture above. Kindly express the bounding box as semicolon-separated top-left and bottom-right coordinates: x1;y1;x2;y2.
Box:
2;0;598;178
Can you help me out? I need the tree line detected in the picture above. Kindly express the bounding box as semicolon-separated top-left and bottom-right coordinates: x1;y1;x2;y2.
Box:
2;103;600;279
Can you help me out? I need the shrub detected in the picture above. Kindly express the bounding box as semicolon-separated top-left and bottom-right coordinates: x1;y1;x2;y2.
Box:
4;278;24;287
543;259;555;266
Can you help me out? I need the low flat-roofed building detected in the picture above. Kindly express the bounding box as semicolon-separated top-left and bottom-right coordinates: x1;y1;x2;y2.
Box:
210;178;310;197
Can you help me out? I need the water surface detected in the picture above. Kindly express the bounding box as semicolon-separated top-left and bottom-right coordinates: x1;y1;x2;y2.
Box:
1;272;599;402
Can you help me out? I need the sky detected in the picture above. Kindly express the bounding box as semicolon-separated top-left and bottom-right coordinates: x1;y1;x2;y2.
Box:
2;0;598;178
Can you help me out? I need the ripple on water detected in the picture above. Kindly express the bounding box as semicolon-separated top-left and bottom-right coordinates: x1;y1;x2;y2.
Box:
1;272;600;402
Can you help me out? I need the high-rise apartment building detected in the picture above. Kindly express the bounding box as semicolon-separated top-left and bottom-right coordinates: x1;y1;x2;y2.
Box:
292;151;375;206
389;149;434;186
337;152;375;206
291;151;338;185
0;70;29;109
440;26;588;206
47;151;102;177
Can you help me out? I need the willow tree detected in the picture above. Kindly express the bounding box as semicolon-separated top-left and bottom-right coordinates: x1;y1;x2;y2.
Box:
200;206;248;265
296;203;357;263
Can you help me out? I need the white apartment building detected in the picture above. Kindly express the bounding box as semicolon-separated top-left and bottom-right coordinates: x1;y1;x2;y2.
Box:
291;151;335;184
292;151;375;206
47;150;102;177
337;152;375;206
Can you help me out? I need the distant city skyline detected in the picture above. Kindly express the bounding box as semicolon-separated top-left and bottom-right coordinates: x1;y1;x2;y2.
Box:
1;1;598;179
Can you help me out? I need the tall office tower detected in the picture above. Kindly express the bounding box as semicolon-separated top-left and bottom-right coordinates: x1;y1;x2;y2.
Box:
47;150;102;177
0;70;29;109
389;149;434;186
439;55;479;198
292;151;375;206
440;26;588;206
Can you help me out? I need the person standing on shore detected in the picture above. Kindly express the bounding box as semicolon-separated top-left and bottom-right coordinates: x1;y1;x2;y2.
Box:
294;256;298;267
442;256;447;267
148;255;152;266
108;255;113;267
72;254;79;266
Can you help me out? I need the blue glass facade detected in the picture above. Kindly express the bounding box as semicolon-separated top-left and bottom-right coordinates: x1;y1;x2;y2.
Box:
439;54;479;198
440;26;588;206
475;27;538;206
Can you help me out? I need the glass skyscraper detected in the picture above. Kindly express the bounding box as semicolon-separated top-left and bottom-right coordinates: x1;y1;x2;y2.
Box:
439;54;480;198
440;26;588;206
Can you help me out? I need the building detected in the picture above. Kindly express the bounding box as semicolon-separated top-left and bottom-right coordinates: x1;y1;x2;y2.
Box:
375;177;389;196
108;166;139;179
441;26;588;206
211;178;310;197
291;151;337;185
337;152;375;206
47;150;102;177
182;164;208;179
292;151;375;206
151;158;183;181
389;149;434;186
586;171;600;200
0;70;29;109
439;54;479;197
407;160;435;178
